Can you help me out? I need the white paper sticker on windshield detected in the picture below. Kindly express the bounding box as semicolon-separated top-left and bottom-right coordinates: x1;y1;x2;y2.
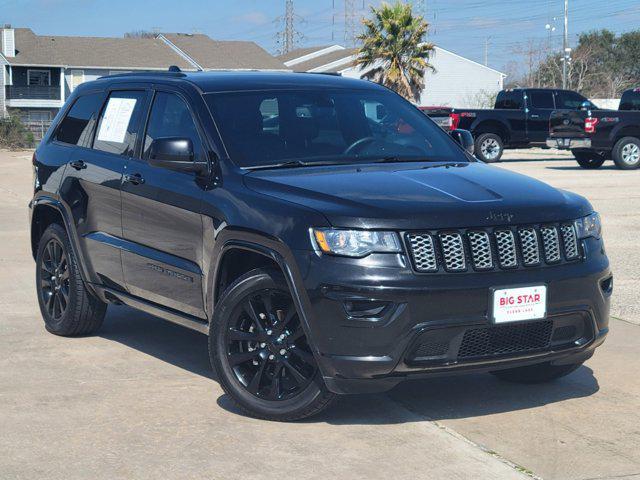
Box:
96;97;137;143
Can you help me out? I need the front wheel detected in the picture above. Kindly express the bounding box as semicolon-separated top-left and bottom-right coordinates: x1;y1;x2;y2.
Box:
210;268;335;421
612;136;640;170
572;149;606;169
475;133;504;163
491;361;583;384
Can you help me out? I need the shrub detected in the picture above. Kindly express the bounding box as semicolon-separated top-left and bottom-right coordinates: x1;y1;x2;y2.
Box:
0;114;35;149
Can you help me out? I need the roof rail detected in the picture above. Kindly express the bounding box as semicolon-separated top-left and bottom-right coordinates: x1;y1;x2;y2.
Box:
100;70;187;79
297;71;342;77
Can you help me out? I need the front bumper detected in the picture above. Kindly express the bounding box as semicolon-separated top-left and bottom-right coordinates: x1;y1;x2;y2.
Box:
293;236;611;394
547;137;592;150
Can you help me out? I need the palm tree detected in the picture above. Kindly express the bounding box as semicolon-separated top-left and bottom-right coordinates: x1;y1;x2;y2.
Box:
355;1;435;102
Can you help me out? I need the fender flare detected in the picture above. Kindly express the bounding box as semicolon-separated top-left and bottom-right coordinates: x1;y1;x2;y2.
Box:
471;119;510;142
30;195;94;289
206;228;318;357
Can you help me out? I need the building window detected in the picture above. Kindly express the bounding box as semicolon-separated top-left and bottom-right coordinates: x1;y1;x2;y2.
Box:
27;69;51;86
70;69;85;91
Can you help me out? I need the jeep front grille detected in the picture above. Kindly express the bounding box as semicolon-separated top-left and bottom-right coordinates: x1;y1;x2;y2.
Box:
406;223;581;273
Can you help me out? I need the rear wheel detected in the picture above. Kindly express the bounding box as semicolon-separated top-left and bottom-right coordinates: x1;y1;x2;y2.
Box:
36;224;107;336
612;136;640;170
491;361;583;384
210;268;335;421
572;149;606;169
475;133;504;163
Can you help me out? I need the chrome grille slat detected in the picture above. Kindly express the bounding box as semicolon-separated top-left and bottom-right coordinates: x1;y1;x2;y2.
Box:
468;231;493;270
407;233;437;272
518;228;541;266
407;223;580;274
439;233;466;271
495;230;517;268
540;226;561;263
561;224;579;259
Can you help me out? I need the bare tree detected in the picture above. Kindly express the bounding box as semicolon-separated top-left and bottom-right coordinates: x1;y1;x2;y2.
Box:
124;30;156;39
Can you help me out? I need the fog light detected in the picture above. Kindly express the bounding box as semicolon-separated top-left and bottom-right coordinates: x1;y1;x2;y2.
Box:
344;299;390;319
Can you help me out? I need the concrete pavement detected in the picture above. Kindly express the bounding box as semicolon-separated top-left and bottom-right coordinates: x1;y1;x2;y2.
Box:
1;148;639;480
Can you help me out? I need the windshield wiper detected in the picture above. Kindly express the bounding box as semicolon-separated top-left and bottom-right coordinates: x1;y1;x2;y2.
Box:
245;160;310;170
245;159;356;171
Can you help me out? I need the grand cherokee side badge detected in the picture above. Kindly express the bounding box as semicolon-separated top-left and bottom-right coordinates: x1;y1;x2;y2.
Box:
147;263;193;283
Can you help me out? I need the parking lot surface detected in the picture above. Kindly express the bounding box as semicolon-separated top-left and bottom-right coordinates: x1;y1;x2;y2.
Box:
1;148;639;480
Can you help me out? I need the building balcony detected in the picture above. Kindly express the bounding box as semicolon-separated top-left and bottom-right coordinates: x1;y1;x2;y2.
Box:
4;85;63;109
5;85;61;100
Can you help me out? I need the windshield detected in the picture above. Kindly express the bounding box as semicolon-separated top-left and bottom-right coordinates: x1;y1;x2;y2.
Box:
205;89;465;168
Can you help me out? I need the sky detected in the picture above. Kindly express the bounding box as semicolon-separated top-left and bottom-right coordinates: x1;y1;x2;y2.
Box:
1;0;639;74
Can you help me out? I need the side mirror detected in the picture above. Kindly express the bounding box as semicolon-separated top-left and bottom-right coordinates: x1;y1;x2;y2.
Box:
450;129;475;155
148;137;205;174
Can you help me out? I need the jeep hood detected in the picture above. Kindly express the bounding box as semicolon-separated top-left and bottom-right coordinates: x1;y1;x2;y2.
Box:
244;162;592;230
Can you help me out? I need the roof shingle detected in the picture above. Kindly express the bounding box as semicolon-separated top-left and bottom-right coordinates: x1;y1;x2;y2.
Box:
161;33;287;70
6;28;194;69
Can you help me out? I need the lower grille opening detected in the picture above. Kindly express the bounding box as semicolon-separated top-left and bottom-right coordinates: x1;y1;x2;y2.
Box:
406;314;592;366
413;341;450;358
458;320;553;360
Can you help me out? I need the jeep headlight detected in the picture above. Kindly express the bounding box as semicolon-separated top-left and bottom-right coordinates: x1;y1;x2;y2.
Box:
575;212;602;239
311;228;402;257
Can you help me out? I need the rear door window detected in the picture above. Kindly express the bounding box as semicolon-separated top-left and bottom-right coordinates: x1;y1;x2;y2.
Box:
55;93;104;147
555;91;588;109
529;91;555;109
495;91;523;110
620;90;640;111
93;90;147;156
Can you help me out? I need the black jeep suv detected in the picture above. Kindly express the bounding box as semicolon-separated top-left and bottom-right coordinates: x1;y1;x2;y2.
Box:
30;71;611;421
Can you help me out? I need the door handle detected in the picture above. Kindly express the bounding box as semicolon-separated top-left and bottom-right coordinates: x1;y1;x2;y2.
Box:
69;160;87;170
530;114;540;118
123;173;145;185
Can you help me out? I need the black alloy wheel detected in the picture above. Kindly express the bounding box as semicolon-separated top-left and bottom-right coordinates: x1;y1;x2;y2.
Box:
226;289;316;401
39;238;70;321
35;223;106;336
210;268;335;421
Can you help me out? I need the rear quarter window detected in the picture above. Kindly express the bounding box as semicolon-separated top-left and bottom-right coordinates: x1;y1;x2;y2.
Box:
54;93;104;146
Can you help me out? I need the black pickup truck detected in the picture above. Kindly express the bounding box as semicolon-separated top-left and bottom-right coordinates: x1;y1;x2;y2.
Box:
548;88;640;170
430;88;596;163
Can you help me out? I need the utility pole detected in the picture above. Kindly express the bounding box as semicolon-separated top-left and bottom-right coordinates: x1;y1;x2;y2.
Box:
344;0;357;47
484;36;491;67
275;0;302;55
283;0;295;54
562;0;569;89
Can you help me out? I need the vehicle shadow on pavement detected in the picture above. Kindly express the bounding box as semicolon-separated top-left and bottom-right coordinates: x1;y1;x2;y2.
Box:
314;367;599;425
99;305;215;380
545;165;618;171
99;305;599;424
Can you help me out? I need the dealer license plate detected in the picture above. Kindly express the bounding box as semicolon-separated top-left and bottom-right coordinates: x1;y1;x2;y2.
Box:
492;286;547;324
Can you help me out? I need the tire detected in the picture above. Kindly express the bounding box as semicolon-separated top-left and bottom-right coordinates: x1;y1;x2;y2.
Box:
491;361;583;384
612;136;640;170
475;133;504;163
209;268;335;421
35;223;107;336
572;149;606;169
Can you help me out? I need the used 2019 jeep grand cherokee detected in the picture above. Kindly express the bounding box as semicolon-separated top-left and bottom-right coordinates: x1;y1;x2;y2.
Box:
30;71;611;421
